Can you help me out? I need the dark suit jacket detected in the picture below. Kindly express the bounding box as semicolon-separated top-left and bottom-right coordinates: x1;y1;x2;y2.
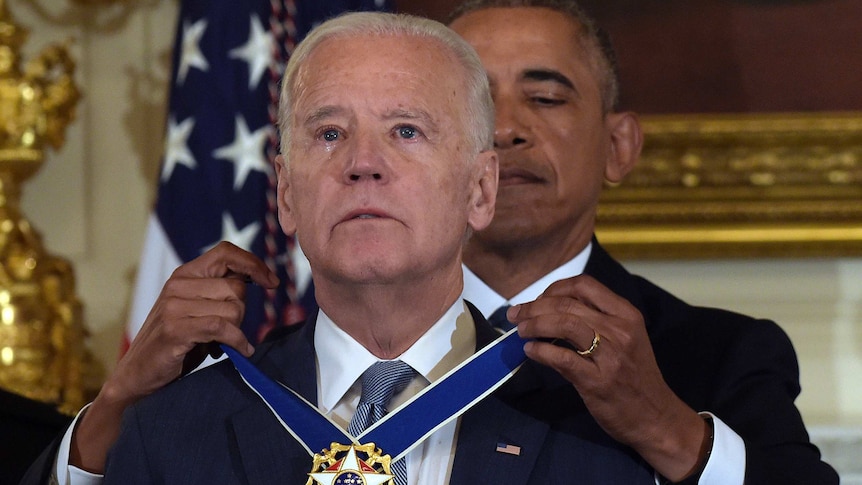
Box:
579;240;838;484
100;306;654;484
0;388;72;485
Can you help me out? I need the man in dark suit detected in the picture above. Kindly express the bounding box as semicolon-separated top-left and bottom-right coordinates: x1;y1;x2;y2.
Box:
88;11;654;484
449;1;838;483
0;388;71;484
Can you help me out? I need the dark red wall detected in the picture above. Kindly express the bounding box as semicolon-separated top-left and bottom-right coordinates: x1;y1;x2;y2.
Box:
397;0;862;114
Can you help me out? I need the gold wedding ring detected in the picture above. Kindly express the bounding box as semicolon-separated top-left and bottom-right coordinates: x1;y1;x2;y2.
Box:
576;330;601;358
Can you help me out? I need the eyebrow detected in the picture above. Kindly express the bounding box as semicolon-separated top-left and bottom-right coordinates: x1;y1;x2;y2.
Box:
521;68;576;91
382;108;433;122
304;106;435;123
382;108;439;133
302;105;346;128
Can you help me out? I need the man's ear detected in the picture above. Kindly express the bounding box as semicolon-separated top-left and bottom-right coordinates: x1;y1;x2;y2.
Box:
274;155;297;235
467;149;498;232
604;111;643;184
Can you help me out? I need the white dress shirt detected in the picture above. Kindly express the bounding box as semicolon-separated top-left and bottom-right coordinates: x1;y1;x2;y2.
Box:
314;300;475;485
461;242;745;485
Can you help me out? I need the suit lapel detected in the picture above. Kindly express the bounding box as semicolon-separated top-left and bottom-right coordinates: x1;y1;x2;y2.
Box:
228;318;321;484
584;239;643;308
585;239;653;331
230;407;310;484
448;304;549;485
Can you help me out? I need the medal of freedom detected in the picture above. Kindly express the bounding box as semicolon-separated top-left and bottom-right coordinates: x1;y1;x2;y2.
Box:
221;326;528;485
307;442;394;485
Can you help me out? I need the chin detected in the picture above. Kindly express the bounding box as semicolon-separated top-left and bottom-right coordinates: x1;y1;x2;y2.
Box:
473;219;544;249
324;255;406;283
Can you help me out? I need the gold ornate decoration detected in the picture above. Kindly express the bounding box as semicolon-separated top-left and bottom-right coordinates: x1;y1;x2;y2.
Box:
596;112;862;259
18;0;157;33
0;0;101;414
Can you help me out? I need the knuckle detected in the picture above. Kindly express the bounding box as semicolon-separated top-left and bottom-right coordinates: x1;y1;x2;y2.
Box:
214;240;235;252
227;301;245;323
160;298;191;323
161;277;184;295
556;348;580;369
555;314;579;336
614;329;635;351
158;317;185;341
225;278;247;298
195;317;225;340
552;296;578;315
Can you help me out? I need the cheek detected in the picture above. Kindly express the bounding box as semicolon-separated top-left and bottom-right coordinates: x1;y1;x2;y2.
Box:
435;170;475;218
551;119;607;173
283;172;320;223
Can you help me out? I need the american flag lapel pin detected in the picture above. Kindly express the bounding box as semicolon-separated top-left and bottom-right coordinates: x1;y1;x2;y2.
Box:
495;442;522;456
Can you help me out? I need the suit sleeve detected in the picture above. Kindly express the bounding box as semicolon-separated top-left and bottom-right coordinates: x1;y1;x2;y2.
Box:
102;406;154;484
707;317;838;485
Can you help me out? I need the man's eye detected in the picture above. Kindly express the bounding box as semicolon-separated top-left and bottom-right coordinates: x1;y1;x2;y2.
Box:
397;126;418;139
532;96;565;106
322;129;340;141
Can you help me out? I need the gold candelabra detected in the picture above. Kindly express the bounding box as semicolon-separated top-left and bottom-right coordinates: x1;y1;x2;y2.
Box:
0;0;101;414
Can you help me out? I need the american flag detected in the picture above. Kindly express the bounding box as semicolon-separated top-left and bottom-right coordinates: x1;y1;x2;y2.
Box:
495;442;522;456
123;0;393;353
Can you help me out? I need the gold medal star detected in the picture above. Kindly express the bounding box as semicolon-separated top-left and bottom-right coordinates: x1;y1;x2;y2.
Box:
308;445;394;485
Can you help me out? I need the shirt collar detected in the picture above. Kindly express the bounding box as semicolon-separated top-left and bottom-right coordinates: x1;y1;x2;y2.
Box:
462;242;592;318
314;299;474;413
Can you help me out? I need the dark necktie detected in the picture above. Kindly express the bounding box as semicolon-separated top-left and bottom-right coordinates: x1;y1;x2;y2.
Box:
348;360;415;485
488;304;514;332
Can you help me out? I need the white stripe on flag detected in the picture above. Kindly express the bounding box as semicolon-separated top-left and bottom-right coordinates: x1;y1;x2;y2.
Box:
123;214;183;349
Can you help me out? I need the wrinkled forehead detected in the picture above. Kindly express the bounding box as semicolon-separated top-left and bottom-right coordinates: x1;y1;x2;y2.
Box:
290;34;471;128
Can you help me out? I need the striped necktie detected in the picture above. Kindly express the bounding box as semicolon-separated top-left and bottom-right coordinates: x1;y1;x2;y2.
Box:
348;360;415;485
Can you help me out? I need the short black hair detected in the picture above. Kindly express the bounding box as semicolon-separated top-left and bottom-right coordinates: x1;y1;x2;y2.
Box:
449;0;620;112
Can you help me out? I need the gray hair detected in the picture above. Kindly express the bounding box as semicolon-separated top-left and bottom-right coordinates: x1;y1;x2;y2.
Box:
277;12;495;161
449;0;620;113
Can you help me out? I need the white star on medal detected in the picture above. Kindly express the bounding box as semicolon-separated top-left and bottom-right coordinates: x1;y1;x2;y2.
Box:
308;446;393;485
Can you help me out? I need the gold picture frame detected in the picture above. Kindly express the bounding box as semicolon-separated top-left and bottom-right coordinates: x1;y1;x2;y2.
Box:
596;111;862;259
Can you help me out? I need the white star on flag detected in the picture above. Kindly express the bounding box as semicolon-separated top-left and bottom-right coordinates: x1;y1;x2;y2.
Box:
212;115;273;190
177;18;209;84
203;213;261;253
161;116;196;181
229;15;274;89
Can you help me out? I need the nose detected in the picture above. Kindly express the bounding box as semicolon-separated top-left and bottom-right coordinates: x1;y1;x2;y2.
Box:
343;132;388;183
493;96;530;150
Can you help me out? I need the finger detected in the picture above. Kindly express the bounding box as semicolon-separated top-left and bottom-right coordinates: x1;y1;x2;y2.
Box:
173;241;279;288
507;295;594;322
523;339;596;381
160;277;251;303
162;313;254;357
541;275;639;321
518;316;607;358
140;292;251;353
508;298;600;349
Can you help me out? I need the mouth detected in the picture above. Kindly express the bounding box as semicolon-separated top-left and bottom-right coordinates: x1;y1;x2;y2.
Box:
498;166;545;187
341;208;391;222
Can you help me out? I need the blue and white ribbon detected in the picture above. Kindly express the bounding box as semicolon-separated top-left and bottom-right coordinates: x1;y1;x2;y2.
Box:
222;327;528;461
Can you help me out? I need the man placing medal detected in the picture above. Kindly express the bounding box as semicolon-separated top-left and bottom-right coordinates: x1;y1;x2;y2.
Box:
95;12;654;484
